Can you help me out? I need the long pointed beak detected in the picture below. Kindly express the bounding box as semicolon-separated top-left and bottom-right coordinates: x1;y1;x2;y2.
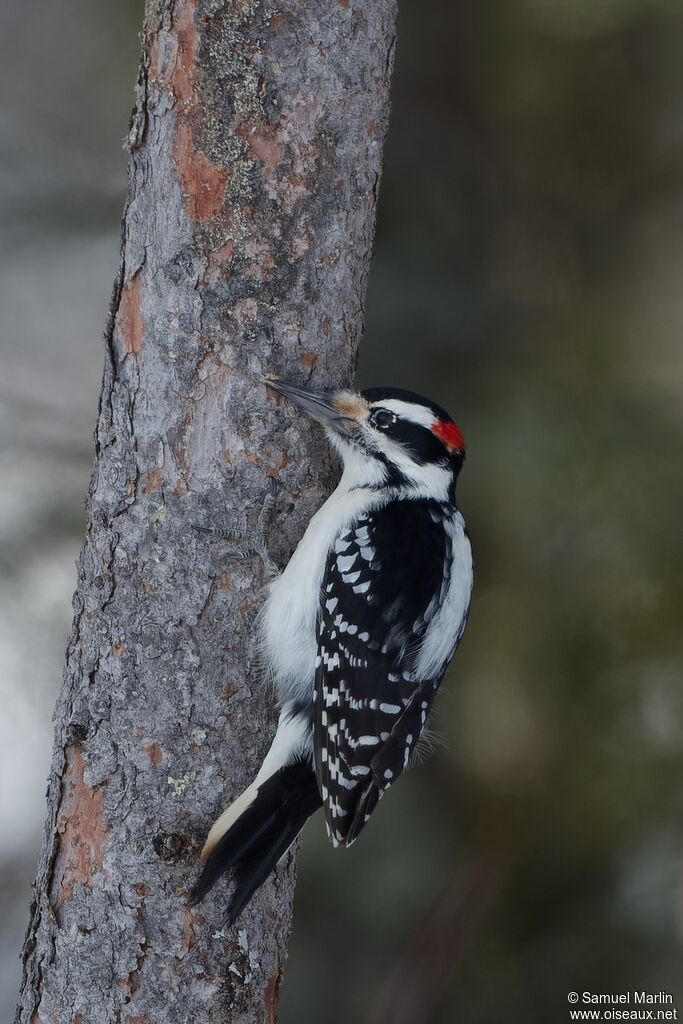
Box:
264;376;358;436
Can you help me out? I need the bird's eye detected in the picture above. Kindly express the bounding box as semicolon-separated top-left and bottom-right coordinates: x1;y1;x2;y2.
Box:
372;409;396;431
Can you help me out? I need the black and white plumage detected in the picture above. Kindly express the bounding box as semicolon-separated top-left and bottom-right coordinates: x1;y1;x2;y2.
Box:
190;381;473;921
315;498;468;844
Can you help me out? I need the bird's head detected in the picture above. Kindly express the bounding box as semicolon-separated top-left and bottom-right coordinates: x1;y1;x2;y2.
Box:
265;377;466;499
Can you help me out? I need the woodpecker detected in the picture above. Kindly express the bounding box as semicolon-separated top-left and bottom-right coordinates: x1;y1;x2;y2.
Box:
190;379;473;923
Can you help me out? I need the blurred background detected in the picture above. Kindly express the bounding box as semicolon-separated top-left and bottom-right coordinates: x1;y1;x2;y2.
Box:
2;1;683;1021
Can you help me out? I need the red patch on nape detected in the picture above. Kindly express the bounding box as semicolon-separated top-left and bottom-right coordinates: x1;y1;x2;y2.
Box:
432;418;466;453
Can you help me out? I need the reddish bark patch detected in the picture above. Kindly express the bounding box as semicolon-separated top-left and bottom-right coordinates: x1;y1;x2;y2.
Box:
173;122;229;222
299;351;317;371
118;275;144;358
264;968;283;1024
221;682;238;700
216;238;234;263
150;1;198;104
170;1;199;108
182;908;198;953
237;118;282;176
265;450;290;477
147;742;163;766
52;746;107;909
154;1;229;223
142;467;163;492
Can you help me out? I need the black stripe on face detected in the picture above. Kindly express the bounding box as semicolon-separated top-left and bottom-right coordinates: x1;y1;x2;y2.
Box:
380;417;447;466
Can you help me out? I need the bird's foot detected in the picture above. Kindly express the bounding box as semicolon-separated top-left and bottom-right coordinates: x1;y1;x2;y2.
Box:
192;478;280;581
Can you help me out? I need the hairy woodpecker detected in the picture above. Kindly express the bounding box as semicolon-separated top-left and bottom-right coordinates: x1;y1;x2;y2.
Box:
190;379;473;923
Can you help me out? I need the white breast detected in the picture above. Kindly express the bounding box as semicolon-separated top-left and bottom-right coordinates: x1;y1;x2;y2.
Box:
414;510;473;680
260;483;384;704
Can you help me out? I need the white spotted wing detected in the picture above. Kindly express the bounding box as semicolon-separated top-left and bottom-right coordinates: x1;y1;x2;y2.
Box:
313;498;471;845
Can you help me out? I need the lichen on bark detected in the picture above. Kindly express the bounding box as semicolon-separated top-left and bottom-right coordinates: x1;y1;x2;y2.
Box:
15;1;397;1021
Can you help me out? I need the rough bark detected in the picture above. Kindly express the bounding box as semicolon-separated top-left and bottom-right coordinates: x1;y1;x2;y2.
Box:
15;1;397;1021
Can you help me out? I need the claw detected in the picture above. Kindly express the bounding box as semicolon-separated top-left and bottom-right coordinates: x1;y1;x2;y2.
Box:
258;478;279;536
192;480;281;577
193;522;249;548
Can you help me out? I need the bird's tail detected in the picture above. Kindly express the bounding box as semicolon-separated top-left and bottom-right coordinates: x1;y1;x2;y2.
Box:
189;708;320;924
189;761;321;923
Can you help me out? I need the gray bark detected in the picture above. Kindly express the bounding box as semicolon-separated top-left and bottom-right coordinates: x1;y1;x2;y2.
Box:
15;1;396;1021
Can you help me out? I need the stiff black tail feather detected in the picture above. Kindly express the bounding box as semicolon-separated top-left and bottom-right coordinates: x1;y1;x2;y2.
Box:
189;761;322;925
346;783;381;845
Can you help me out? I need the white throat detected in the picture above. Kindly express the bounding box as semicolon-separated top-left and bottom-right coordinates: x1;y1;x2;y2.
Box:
327;428;453;503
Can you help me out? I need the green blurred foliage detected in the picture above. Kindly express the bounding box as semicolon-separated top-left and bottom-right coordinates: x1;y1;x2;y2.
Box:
281;2;683;1022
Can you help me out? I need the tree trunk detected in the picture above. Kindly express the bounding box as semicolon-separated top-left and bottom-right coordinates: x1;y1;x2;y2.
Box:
15;1;396;1021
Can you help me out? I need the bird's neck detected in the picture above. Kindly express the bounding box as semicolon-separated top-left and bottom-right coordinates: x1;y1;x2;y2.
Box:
336;456;454;505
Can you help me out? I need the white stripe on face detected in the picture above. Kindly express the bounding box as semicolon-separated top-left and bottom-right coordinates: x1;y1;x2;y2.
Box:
370;399;437;429
369;429;453;499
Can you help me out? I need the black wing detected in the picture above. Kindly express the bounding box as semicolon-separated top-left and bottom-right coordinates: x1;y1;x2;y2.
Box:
314;499;454;846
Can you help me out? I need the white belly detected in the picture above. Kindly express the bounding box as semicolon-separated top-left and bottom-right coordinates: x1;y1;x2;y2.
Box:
259;484;383;704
